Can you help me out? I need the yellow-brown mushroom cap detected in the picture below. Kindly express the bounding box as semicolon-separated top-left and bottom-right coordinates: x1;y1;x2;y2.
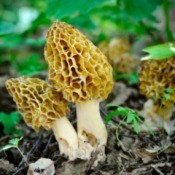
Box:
5;76;68;131
139;57;175;107
44;21;114;103
99;38;136;74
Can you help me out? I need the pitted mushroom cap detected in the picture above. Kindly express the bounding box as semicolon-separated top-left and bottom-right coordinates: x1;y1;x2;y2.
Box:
108;38;130;59
6;76;68;131
99;38;136;74
139;57;175;107
45;21;114;103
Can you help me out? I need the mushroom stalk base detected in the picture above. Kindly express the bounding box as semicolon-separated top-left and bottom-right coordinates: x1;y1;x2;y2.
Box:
76;99;107;160
52;117;78;160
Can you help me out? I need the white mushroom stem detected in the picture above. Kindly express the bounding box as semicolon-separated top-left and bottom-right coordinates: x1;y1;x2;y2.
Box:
76;99;107;159
52;117;78;160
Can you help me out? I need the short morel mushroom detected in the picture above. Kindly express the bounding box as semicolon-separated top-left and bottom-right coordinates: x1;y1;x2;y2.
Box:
45;21;114;159
139;57;175;120
5;76;78;159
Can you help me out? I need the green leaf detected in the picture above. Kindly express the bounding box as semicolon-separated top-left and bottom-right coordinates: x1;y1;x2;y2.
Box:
0;112;22;135
115;72;138;84
13;53;47;76
0;34;23;49
106;103;119;108
0;21;15;35
25;37;45;47
0;137;23;152
105;109;122;123
165;87;175;94
117;107;129;115
118;0;162;21
133;119;139;133
0;145;16;152
163;93;170;100
46;0;107;19
9;137;23;147
142;43;175;60
106;105;141;133
126;113;134;123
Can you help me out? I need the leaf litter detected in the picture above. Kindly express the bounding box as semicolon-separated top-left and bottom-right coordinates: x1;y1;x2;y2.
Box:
0;75;175;175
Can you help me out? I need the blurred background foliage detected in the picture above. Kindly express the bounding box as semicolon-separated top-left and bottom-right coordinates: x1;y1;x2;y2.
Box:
0;0;175;76
0;0;175;135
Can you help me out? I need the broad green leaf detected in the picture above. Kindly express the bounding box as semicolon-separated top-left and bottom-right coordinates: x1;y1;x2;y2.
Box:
118;0;162;21
46;0;107;19
0;21;15;35
13;53;47;76
0;34;23;49
115;72;138;85
25;37;45;47
0;112;22;135
142;43;175;60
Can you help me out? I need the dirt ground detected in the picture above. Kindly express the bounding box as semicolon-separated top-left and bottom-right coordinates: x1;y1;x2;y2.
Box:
0;67;175;175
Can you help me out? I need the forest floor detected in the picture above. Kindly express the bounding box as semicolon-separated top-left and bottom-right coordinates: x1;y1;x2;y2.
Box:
0;64;175;175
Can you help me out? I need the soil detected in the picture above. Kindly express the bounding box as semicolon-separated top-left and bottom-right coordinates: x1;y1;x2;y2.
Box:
0;69;175;175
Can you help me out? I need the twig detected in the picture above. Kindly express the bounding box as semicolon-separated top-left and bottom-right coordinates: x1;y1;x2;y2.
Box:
43;133;53;154
26;131;43;159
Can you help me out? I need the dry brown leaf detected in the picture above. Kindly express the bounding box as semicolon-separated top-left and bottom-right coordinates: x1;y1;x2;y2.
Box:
27;158;55;175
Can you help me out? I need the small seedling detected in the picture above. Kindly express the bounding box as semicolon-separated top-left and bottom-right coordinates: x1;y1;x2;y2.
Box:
106;103;153;134
0;137;26;162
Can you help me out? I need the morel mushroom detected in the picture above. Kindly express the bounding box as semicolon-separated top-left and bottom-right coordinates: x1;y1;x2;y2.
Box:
98;38;136;74
139;57;175;120
6;76;78;159
45;21;114;159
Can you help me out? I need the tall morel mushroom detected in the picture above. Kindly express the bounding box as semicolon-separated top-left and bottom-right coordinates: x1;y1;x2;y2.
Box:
5;76;78;159
139;57;175;120
45;21;114;159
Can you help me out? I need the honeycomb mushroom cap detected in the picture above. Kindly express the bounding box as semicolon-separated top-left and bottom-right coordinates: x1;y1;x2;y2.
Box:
98;41;109;58
108;38;131;59
99;38;136;74
6;76;68;131
45;21;114;103
139;57;175;107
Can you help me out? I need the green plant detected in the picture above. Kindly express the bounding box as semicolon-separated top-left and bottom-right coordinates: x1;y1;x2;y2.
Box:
0;137;27;162
0;112;22;135
142;43;175;60
106;103;153;134
12;53;47;76
162;88;175;101
114;72;138;85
